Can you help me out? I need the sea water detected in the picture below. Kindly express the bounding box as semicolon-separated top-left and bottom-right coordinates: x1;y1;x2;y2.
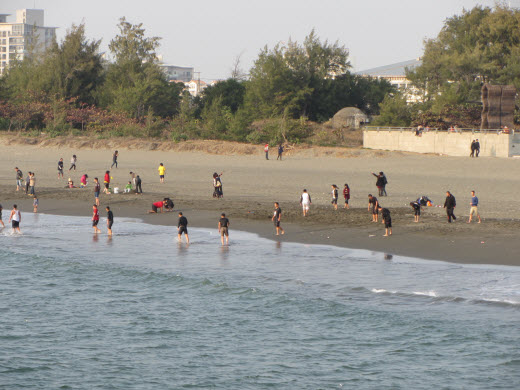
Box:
0;213;519;389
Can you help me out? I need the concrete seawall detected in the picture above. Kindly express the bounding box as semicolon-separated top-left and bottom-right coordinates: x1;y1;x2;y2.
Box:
363;129;520;157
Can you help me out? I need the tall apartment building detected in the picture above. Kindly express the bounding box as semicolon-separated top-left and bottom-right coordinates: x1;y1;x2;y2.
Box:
160;64;194;83
0;9;57;75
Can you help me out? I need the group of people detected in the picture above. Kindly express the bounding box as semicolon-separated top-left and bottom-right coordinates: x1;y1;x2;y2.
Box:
470;139;481;157
263;144;285;160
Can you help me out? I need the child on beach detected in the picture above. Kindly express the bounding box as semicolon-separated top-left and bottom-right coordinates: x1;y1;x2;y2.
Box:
158;163;166;183
8;204;21;233
164;198;175;212
69;155;77;171
218;213;230;246
343;183;350;209
94;178;101;206
124;181;133;193
92;204;101;234
300;189;312;216
15;167;23;191
213;173;223;198
368;194;379;222
33;196;38;213
57;158;64;179
177;212;190;244
80;174;88;187
410;201;421;222
272;202;284;235
103;171;111;194
106;206;114;236
111;151;119;168
149;200;166;213
378;206;392;236
331;185;339;210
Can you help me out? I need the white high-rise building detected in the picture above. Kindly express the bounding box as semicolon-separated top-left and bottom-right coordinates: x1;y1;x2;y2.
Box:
0;9;57;75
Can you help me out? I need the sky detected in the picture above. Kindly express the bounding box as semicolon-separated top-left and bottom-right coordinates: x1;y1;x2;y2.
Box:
1;0;505;81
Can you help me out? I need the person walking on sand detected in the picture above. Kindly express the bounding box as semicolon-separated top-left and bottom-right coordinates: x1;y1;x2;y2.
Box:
468;190;482;224
218;213;230;246
28;172;36;196
103;171;111;194
92;204;101;234
106;206;114;236
378;206;392;236
300;189;312;216
93;177;101;206
15;167;23;191
343;183;350;209
368;194;379;222
475;139;480;157
8;204;21;233
331;184;339;210
69;154;77;171
111;151;119;168
158;163;166;184
264;143;269;160
470;140;476;157
444;191;457;223
33;196;38;213
410;201;421;222
57;158;64;179
277;144;284;160
177;212;190;244
272;202;284;235
0;203;5;228
135;175;142;194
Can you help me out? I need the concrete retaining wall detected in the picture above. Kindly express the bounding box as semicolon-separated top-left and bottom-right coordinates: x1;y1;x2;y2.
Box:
363;129;515;157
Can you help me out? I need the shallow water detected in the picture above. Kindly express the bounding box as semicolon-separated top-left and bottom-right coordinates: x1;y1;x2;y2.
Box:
1;213;519;389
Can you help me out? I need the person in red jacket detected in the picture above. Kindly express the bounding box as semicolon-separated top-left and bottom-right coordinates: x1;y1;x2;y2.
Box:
103;171;111;194
148;199;166;213
92;204;101;234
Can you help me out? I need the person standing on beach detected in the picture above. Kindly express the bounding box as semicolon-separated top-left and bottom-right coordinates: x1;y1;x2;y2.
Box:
368;194;379;222
25;172;31;194
264;143;269;160
475;139;480;157
372;172;386;197
33;196;38;213
0;203;5;228
213;173;223;198
103;171;111;194
92;204;101;234
57;158;64;179
277;144;284;160
468;190;482;223
331;185;339;210
343;183;350;209
106;206;114;236
272;202;284;235
158;163;166;184
94;177;101;206
300;189;312;216
15;167;23;191
218;213;230;245
410;201;421;222
177;212;190;244
135;175;142;194
378;206;392;236
470;140;476;157
69;154;77;171
129;171;136;186
8;204;21;233
444;191;457;223
111;151;119;168
28;173;36;196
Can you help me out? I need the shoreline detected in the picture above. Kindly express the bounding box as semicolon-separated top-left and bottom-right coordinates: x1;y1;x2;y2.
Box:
2;140;520;267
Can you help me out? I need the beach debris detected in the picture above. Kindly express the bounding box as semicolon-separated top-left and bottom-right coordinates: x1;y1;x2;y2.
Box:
369;234;375;237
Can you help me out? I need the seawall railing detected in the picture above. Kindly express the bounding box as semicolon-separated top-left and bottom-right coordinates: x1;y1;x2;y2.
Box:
364;126;514;135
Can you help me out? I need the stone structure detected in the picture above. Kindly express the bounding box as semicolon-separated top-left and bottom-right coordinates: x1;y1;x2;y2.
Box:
363;128;520;158
331;107;368;129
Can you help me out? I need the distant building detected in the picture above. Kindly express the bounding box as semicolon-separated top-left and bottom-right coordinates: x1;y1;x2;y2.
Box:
186;79;207;97
160;64;194;83
332;107;368;129
357;58;423;103
0;9;57;75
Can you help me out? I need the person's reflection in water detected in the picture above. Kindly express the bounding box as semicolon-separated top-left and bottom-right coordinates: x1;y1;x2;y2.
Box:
107;235;113;246
92;234;99;243
275;241;282;253
384;253;393;260
220;245;230;264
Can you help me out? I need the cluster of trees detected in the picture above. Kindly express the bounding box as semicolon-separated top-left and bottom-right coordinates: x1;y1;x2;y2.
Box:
374;4;520;128
0;21;392;144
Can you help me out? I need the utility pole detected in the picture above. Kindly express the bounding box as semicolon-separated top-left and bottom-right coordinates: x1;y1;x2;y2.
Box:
193;71;201;96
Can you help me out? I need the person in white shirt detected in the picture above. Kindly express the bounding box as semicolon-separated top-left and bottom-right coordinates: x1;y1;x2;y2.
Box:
300;189;312;217
8;204;21;233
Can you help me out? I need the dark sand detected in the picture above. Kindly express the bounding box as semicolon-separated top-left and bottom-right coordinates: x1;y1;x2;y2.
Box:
1;138;520;266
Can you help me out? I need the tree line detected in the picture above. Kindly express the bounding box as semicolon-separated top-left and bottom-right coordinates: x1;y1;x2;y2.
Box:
0;20;392;144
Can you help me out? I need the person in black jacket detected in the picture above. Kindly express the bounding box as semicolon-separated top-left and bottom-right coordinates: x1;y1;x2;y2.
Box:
475;139;480;157
372;172;387;196
135;175;142;194
378;206;392;236
177;212;189;244
444;191;457;223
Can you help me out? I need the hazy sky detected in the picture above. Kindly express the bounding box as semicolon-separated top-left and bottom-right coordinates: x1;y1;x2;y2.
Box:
2;0;501;80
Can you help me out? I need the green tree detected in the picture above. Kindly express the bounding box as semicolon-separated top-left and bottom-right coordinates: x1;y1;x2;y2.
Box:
199;79;246;114
371;93;412;127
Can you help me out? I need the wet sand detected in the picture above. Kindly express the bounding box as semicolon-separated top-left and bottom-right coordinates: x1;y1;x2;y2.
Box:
1;138;520;265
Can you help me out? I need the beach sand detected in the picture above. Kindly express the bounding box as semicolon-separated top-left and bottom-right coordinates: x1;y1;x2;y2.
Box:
1;136;519;265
